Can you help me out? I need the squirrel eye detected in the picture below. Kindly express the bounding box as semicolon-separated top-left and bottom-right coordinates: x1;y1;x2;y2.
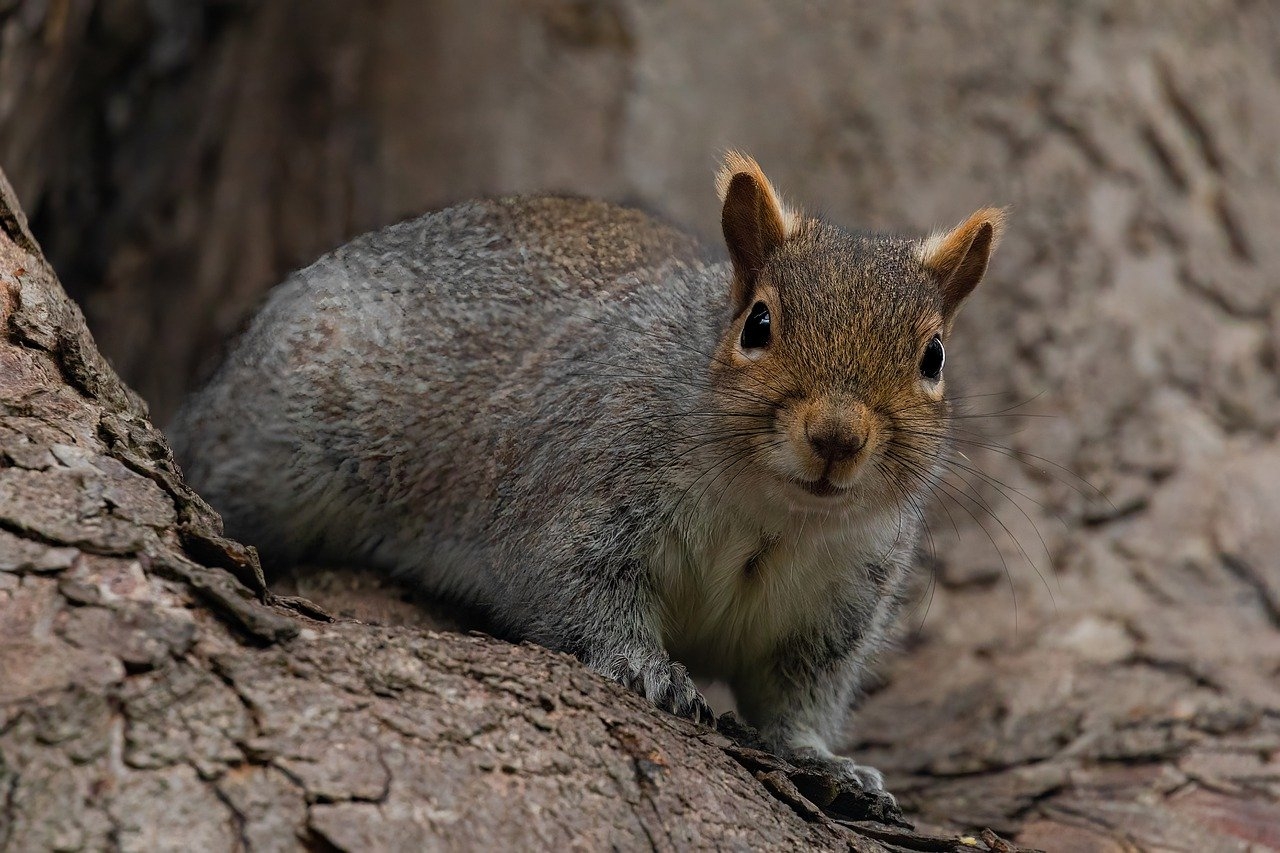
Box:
920;335;944;380
740;301;771;350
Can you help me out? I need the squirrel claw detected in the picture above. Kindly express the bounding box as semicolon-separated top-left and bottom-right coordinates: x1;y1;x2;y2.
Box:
788;749;896;805
617;657;715;727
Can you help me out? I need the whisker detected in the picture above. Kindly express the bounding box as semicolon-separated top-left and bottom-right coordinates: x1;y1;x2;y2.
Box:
948;436;1110;507
938;456;1058;608
883;444;1023;636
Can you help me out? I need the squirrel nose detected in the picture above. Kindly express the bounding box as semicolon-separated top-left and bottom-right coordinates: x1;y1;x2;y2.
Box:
807;426;864;465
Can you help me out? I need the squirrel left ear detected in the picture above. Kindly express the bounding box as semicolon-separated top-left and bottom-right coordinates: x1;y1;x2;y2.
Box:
919;207;1006;320
716;151;801;313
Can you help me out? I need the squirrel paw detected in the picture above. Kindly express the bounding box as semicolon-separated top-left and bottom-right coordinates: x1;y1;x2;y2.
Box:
615;656;715;726
788;748;895;803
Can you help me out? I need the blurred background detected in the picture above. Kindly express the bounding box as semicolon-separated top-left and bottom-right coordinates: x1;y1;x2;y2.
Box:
4;1;1280;844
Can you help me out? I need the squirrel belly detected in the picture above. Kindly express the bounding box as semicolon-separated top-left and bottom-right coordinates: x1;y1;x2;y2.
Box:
169;153;1004;796
653;483;918;742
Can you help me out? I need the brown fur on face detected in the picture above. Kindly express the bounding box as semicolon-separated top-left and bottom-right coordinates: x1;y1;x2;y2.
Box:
710;154;1001;508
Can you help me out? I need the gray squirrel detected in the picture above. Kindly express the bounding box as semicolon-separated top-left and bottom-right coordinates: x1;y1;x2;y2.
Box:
169;152;1004;794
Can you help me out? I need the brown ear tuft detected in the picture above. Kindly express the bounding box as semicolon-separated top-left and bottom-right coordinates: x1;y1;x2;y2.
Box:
919;207;1006;319
717;151;799;311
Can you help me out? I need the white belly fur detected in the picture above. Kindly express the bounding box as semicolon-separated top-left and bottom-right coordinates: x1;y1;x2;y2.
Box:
652;498;903;681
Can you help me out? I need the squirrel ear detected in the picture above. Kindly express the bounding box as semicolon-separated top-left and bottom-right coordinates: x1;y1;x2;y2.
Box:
919;207;1006;320
716;151;800;311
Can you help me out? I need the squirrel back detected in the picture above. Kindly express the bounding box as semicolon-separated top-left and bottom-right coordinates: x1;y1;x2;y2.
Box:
172;195;717;565
170;154;1004;795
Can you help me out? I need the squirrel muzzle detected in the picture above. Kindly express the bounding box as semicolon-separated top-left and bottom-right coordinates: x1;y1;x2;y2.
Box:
790;396;877;487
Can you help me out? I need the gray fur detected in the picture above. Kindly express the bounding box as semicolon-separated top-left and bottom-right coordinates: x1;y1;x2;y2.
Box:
170;192;974;793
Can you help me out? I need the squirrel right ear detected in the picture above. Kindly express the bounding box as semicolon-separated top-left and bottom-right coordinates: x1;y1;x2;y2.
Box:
919;207;1007;321
717;152;800;311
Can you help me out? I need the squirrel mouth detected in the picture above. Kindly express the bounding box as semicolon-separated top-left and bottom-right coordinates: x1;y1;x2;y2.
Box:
794;477;849;498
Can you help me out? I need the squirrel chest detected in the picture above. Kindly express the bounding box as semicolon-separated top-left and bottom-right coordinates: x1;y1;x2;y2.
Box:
651;501;899;680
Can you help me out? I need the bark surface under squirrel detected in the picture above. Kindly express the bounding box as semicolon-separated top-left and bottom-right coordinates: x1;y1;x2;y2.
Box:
169;153;1003;794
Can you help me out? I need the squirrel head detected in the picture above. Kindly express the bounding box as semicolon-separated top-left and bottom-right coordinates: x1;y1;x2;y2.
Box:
710;151;1004;513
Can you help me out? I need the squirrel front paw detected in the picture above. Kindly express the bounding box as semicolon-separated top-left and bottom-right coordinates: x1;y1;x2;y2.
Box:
612;655;715;726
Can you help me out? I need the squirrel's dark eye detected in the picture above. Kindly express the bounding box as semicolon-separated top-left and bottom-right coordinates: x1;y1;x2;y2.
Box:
740;301;771;350
920;335;944;380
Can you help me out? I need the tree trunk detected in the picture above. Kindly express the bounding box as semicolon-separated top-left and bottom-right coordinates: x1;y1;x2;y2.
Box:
4;2;1280;851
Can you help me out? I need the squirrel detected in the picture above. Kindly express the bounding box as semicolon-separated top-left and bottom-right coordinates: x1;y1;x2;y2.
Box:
169;152;1004;795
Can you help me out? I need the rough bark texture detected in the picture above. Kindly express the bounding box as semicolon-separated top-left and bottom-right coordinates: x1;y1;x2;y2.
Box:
3;1;1280;851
